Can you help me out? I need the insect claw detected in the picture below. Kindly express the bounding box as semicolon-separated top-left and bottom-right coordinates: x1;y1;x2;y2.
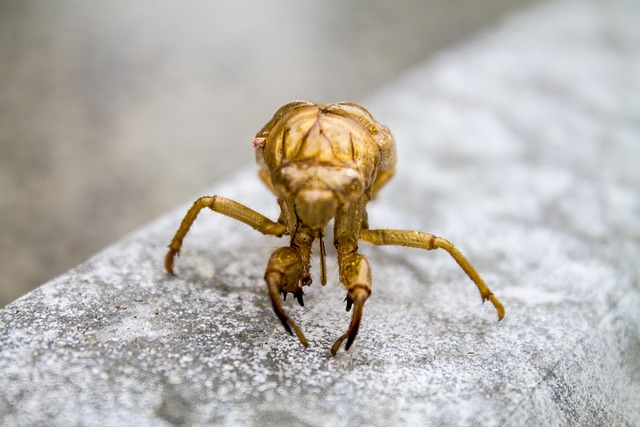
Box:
486;293;505;321
344;296;353;312
294;290;305;307
277;314;294;336
266;272;308;347
164;248;180;275
344;315;361;351
331;332;348;355
331;291;366;355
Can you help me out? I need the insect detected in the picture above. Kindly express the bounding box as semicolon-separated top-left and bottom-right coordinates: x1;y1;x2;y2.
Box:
165;101;505;355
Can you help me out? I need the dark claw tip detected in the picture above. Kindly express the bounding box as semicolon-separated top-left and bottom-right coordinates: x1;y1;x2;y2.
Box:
278;317;293;336
295;290;305;307
345;298;353;312
345;324;360;351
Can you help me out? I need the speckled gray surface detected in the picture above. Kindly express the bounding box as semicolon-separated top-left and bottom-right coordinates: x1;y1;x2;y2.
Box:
1;0;639;425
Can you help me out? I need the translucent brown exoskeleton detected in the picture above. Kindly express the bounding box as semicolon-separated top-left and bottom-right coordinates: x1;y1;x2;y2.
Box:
165;101;505;355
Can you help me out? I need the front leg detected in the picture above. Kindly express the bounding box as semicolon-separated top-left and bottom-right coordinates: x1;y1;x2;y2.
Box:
264;246;309;347
332;252;371;355
360;229;505;320
165;196;287;273
332;199;371;355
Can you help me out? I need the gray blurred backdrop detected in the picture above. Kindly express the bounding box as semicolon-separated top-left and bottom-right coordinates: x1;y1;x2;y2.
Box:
0;0;534;306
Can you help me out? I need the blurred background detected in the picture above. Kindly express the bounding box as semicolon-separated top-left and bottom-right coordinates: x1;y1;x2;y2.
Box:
0;0;535;306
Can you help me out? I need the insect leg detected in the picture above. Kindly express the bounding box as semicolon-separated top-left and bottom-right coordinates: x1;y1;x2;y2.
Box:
360;229;505;320
165;196;287;274
264;246;308;347
331;198;371;355
331;252;372;355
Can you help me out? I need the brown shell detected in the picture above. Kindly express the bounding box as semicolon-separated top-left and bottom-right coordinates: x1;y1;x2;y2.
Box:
255;102;396;198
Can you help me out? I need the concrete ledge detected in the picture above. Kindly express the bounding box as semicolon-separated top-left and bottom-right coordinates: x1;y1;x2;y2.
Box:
1;0;639;425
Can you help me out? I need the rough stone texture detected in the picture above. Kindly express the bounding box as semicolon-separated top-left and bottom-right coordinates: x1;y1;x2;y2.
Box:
1;0;639;425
